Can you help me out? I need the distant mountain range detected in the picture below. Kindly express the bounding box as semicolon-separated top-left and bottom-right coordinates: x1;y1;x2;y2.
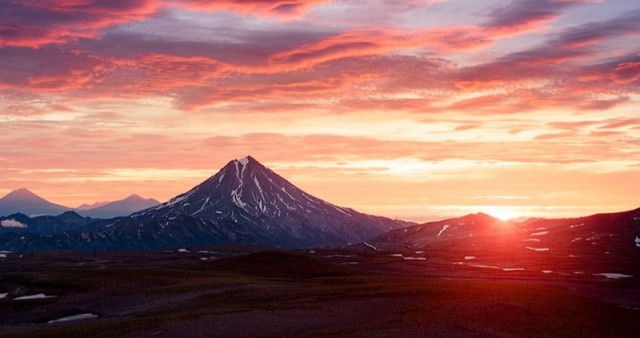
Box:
0;189;159;219
0;188;69;217
76;195;160;219
0;211;114;235
0;156;637;259
0;156;408;251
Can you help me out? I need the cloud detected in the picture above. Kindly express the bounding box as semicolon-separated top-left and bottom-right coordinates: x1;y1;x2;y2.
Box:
482;0;596;36
1;219;28;228
0;0;160;47
0;0;638;116
269;26;491;70
611;61;640;84
0;0;332;48
550;9;640;48
599;118;640;130
167;0;331;18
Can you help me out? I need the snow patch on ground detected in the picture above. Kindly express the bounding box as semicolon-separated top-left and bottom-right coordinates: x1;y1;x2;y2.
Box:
594;273;633;279
635;236;640;248
541;270;553;274
0;293;7;299
526;247;549;252
502;268;525;272
14;294;56;300
569;223;584;228
363;242;378;251
403;257;427;261
531;231;548;236
164;191;193;208
0;254;6;258
522;238;540;242
389;253;403;257
436;224;450;237
177;248;189;253
48;313;98;323
468;264;500;270
464;256;476;260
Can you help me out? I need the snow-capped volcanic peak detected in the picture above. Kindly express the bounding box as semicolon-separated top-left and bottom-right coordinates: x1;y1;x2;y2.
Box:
147;156;347;220
236;156;250;166
133;156;403;245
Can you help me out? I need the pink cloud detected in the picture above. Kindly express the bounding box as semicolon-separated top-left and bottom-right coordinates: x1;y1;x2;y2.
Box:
0;0;159;48
167;0;331;18
612;61;640;84
0;0;332;48
269;26;491;70
482;0;576;36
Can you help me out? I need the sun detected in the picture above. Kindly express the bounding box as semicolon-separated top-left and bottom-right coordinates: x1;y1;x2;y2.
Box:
483;206;521;221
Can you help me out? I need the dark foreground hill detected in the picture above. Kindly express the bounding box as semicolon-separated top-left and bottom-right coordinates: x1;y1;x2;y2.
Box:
364;208;640;280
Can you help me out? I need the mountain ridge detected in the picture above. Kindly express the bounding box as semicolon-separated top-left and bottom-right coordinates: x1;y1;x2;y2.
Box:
0;156;409;251
0;188;70;217
0;189;159;219
77;194;160;219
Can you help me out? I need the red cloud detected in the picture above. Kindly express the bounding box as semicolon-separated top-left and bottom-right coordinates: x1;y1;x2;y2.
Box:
612;61;640;84
0;0;159;48
269;26;491;70
0;0;330;48
482;0;579;37
168;0;331;18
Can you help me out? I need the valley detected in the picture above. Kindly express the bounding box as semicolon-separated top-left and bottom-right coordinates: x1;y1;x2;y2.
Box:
0;247;638;337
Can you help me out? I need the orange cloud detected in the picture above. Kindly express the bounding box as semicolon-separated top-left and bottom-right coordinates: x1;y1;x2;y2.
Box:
612;61;640;84
269;26;491;69
0;0;159;48
168;0;331;18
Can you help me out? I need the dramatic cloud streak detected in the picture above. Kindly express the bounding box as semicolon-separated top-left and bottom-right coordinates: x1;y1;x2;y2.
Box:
0;0;638;220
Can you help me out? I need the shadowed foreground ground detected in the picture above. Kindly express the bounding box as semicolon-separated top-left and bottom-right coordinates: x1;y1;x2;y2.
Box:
0;249;638;337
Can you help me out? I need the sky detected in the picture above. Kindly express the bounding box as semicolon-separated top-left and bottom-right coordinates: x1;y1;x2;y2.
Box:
1;0;639;222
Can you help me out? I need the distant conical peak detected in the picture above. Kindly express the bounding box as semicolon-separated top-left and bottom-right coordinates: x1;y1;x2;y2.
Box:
5;188;40;199
12;188;35;194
